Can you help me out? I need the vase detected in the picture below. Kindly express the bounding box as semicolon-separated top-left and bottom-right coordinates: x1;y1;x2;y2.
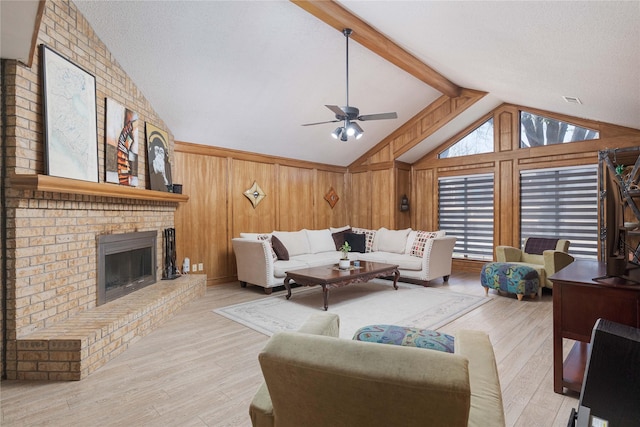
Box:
339;259;350;270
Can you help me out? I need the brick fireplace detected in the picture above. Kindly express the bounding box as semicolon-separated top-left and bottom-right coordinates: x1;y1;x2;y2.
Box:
1;0;204;380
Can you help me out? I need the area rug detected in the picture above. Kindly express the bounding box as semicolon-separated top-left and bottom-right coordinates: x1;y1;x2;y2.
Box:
213;280;491;339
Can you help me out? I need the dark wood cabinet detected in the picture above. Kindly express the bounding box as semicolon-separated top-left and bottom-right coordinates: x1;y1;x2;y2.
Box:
550;260;640;394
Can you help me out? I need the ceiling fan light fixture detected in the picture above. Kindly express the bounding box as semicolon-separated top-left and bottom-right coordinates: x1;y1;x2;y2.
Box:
331;127;342;139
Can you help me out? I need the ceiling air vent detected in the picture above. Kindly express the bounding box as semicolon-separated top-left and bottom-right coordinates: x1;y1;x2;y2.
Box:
562;96;582;104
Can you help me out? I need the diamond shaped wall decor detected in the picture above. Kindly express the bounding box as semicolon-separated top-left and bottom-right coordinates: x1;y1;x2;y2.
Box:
243;181;266;208
324;186;339;209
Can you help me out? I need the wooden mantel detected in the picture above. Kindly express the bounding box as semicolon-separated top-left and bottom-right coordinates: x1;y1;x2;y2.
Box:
8;174;189;203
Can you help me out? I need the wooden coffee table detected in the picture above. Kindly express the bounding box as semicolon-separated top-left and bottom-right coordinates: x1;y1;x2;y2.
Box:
284;261;400;310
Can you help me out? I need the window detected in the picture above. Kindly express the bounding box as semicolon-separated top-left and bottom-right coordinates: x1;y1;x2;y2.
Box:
439;118;494;159
520;165;598;259
520;111;599;148
439;174;494;260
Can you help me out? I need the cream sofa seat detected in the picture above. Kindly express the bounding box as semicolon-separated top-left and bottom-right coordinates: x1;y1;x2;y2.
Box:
495;238;574;289
249;313;505;427
232;227;456;293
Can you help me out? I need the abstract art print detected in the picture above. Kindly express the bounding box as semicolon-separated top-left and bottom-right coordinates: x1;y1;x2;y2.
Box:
105;98;139;186
145;123;172;191
40;44;98;182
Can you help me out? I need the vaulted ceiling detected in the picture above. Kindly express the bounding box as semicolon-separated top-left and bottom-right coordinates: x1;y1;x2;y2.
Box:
2;1;639;167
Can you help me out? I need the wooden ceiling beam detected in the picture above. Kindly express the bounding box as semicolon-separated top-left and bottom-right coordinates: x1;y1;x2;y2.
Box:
291;0;461;98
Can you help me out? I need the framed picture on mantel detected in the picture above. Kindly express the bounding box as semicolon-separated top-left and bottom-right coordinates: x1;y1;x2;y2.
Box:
40;44;98;182
145;122;173;192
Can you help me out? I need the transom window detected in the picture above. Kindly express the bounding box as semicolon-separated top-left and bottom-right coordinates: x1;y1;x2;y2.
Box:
520;111;599;148
438;118;494;159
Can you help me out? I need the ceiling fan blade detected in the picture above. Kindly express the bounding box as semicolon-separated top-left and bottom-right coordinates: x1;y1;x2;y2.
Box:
325;105;347;118
301;119;340;126
358;112;398;121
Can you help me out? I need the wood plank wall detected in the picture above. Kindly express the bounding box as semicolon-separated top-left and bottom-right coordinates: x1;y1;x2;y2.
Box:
174;104;640;285
173;144;347;285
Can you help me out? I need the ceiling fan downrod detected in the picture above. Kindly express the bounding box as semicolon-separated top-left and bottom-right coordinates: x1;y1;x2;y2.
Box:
343;28;352;109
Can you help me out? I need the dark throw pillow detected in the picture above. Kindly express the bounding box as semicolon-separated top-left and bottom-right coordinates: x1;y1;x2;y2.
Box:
271;235;289;260
344;232;366;253
332;228;352;250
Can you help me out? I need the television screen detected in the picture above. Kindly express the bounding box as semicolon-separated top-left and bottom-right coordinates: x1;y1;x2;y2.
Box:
576;318;640;427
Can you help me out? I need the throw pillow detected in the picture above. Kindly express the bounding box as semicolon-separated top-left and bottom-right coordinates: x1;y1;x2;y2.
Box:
410;230;440;258
351;227;376;253
332;228;352;250
344;232;366;253
257;234;277;261
305;229;336;253
270;235;289;260
272;230;310;256
374;228;411;254
524;237;559;255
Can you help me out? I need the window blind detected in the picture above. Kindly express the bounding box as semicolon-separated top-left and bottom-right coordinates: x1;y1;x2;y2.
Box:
520;165;598;259
438;174;494;260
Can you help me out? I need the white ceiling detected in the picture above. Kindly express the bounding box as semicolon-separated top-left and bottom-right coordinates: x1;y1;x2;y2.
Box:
4;1;640;167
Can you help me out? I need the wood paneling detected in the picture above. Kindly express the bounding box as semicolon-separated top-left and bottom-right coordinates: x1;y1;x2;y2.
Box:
350;172;371;228
174;152;230;283
277;165;314;231
497;159;516;247
231;159;278;237
174;143;350;284
370;169;394;229
413;168;436;231
315;170;348;228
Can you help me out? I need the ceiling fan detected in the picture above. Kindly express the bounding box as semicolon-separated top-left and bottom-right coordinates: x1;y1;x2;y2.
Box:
302;28;398;141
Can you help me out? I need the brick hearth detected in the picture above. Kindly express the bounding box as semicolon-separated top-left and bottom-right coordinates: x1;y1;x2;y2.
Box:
14;274;206;380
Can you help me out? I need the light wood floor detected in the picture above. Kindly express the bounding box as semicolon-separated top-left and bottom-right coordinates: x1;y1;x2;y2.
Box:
1;272;579;426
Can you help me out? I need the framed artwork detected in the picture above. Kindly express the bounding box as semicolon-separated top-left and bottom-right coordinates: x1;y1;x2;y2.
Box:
105;98;139;186
145;122;172;191
40;44;98;182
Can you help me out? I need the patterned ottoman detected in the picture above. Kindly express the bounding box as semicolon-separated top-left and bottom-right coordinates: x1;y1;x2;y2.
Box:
480;262;539;301
352;324;454;353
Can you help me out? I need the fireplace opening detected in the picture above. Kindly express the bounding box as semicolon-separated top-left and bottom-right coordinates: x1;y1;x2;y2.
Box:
97;231;157;305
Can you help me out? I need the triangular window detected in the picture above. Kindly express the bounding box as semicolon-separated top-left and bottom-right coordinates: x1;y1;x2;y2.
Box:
439;118;493;159
520;111;599;148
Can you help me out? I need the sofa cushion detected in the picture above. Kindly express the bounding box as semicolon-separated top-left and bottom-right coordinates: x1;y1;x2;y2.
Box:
331;228;352;250
293;252;342;267
373;227;411;254
329;225;351;233
345;232;366;253
358;252;423;270
271;235;289;260
352;227;376;253
273;259;309;278
305;229;336;254
272;230;310;257
410;231;441;258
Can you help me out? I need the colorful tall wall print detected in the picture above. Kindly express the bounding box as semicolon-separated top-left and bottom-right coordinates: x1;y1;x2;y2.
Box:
40;44;98;182
145;123;173;192
105;98;139;186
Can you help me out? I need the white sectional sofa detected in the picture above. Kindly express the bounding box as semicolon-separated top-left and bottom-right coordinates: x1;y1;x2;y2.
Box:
231;226;456;294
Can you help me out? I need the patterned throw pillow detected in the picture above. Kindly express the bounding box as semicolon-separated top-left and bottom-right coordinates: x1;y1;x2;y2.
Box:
257;234;277;261
351;227;377;253
410;231;439;258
